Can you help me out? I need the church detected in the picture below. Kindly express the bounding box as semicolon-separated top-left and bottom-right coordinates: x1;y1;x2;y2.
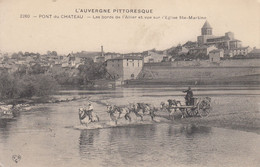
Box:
197;21;242;50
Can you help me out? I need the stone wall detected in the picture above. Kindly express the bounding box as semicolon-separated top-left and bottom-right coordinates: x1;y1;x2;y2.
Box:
144;59;260;68
138;59;260;84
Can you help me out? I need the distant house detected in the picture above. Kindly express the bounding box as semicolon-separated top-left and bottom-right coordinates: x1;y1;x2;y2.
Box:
52;56;64;65
94;56;105;63
143;51;166;63
93;45;107;63
248;48;260;58
189;45;217;55
209;49;224;62
177;46;189;55
227;46;252;57
67;54;82;67
104;53;121;60
106;56;143;81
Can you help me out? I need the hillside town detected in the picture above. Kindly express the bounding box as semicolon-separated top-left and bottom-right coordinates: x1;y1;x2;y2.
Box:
0;21;260;83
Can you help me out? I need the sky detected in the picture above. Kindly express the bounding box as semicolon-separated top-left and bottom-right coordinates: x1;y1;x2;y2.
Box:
0;0;259;54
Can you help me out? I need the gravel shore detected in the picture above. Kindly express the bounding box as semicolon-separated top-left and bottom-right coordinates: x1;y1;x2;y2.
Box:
101;94;260;134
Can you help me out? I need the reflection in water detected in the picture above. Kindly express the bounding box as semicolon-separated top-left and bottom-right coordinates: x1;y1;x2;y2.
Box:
77;124;212;167
0;117;21;142
79;130;100;146
79;129;100;160
180;124;211;136
0;119;13;129
167;124;211;137
167;124;212;165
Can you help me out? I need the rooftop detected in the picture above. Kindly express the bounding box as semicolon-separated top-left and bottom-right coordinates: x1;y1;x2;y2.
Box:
202;21;212;29
107;55;143;61
209;49;224;53
230;46;250;50
229;39;241;42
249;49;260;54
190;45;215;50
207;36;229;41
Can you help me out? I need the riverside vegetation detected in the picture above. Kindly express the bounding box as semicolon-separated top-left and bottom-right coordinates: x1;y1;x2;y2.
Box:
0;57;107;105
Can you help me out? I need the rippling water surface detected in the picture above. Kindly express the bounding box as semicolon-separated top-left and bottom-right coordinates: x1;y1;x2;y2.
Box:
0;86;260;167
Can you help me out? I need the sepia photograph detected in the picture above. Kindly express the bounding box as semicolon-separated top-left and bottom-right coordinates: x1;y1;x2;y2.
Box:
0;0;260;166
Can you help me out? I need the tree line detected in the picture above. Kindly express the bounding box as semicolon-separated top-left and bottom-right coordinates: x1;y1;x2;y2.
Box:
0;55;107;101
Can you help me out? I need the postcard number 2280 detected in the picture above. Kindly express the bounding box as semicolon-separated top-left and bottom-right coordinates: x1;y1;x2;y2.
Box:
20;14;30;18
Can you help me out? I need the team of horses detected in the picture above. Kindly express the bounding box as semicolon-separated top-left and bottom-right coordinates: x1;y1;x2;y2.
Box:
79;99;189;125
106;103;159;124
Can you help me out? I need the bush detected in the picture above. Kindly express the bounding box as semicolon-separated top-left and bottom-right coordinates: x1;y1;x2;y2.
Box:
0;73;21;99
77;60;107;85
0;72;59;100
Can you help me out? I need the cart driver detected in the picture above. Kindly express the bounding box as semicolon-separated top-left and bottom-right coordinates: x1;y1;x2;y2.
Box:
183;87;193;106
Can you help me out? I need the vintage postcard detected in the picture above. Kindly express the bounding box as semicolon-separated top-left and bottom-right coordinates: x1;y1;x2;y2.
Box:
0;0;259;167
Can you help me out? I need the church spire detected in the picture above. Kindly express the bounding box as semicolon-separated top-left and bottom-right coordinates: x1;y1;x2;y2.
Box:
201;20;212;35
202;20;212;29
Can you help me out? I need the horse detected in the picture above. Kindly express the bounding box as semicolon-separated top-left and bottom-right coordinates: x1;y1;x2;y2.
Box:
78;107;99;125
160;99;185;120
106;104;131;125
0;105;15;119
129;103;156;121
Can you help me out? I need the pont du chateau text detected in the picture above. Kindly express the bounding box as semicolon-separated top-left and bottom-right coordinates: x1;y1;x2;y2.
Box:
19;8;206;20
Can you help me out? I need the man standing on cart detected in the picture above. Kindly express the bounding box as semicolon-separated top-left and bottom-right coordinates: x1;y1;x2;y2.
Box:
183;87;193;106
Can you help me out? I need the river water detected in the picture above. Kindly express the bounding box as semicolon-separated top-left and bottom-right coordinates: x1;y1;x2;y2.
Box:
0;86;260;167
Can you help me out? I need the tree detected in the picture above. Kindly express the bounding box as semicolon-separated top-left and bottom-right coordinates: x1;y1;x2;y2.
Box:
77;58;107;85
0;72;59;99
29;63;46;74
15;64;28;76
0;73;20;99
11;53;19;59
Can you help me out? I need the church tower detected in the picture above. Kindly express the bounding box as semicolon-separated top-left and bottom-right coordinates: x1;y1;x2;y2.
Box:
197;20;213;46
201;21;212;35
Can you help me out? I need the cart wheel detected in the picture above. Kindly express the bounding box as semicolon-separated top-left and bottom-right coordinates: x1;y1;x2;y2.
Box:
198;99;211;117
186;108;198;117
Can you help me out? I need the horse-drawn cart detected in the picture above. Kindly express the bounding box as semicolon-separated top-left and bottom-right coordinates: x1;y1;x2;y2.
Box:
167;97;212;118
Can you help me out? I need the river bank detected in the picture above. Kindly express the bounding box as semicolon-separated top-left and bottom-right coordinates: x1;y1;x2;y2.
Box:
167;109;260;135
0;95;90;118
125;75;260;86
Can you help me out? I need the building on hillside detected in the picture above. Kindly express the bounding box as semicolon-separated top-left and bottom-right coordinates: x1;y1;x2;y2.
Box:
209;49;224;62
189;45;218;55
54;56;64;64
94;46;106;63
96;52;142;63
182;41;198;49
67;54;81;67
197;21;242;50
226;46;252;57
106;56;143;81
248;48;260;57
103;53;121;61
95;56;105;63
175;45;189;55
143;51;166;63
